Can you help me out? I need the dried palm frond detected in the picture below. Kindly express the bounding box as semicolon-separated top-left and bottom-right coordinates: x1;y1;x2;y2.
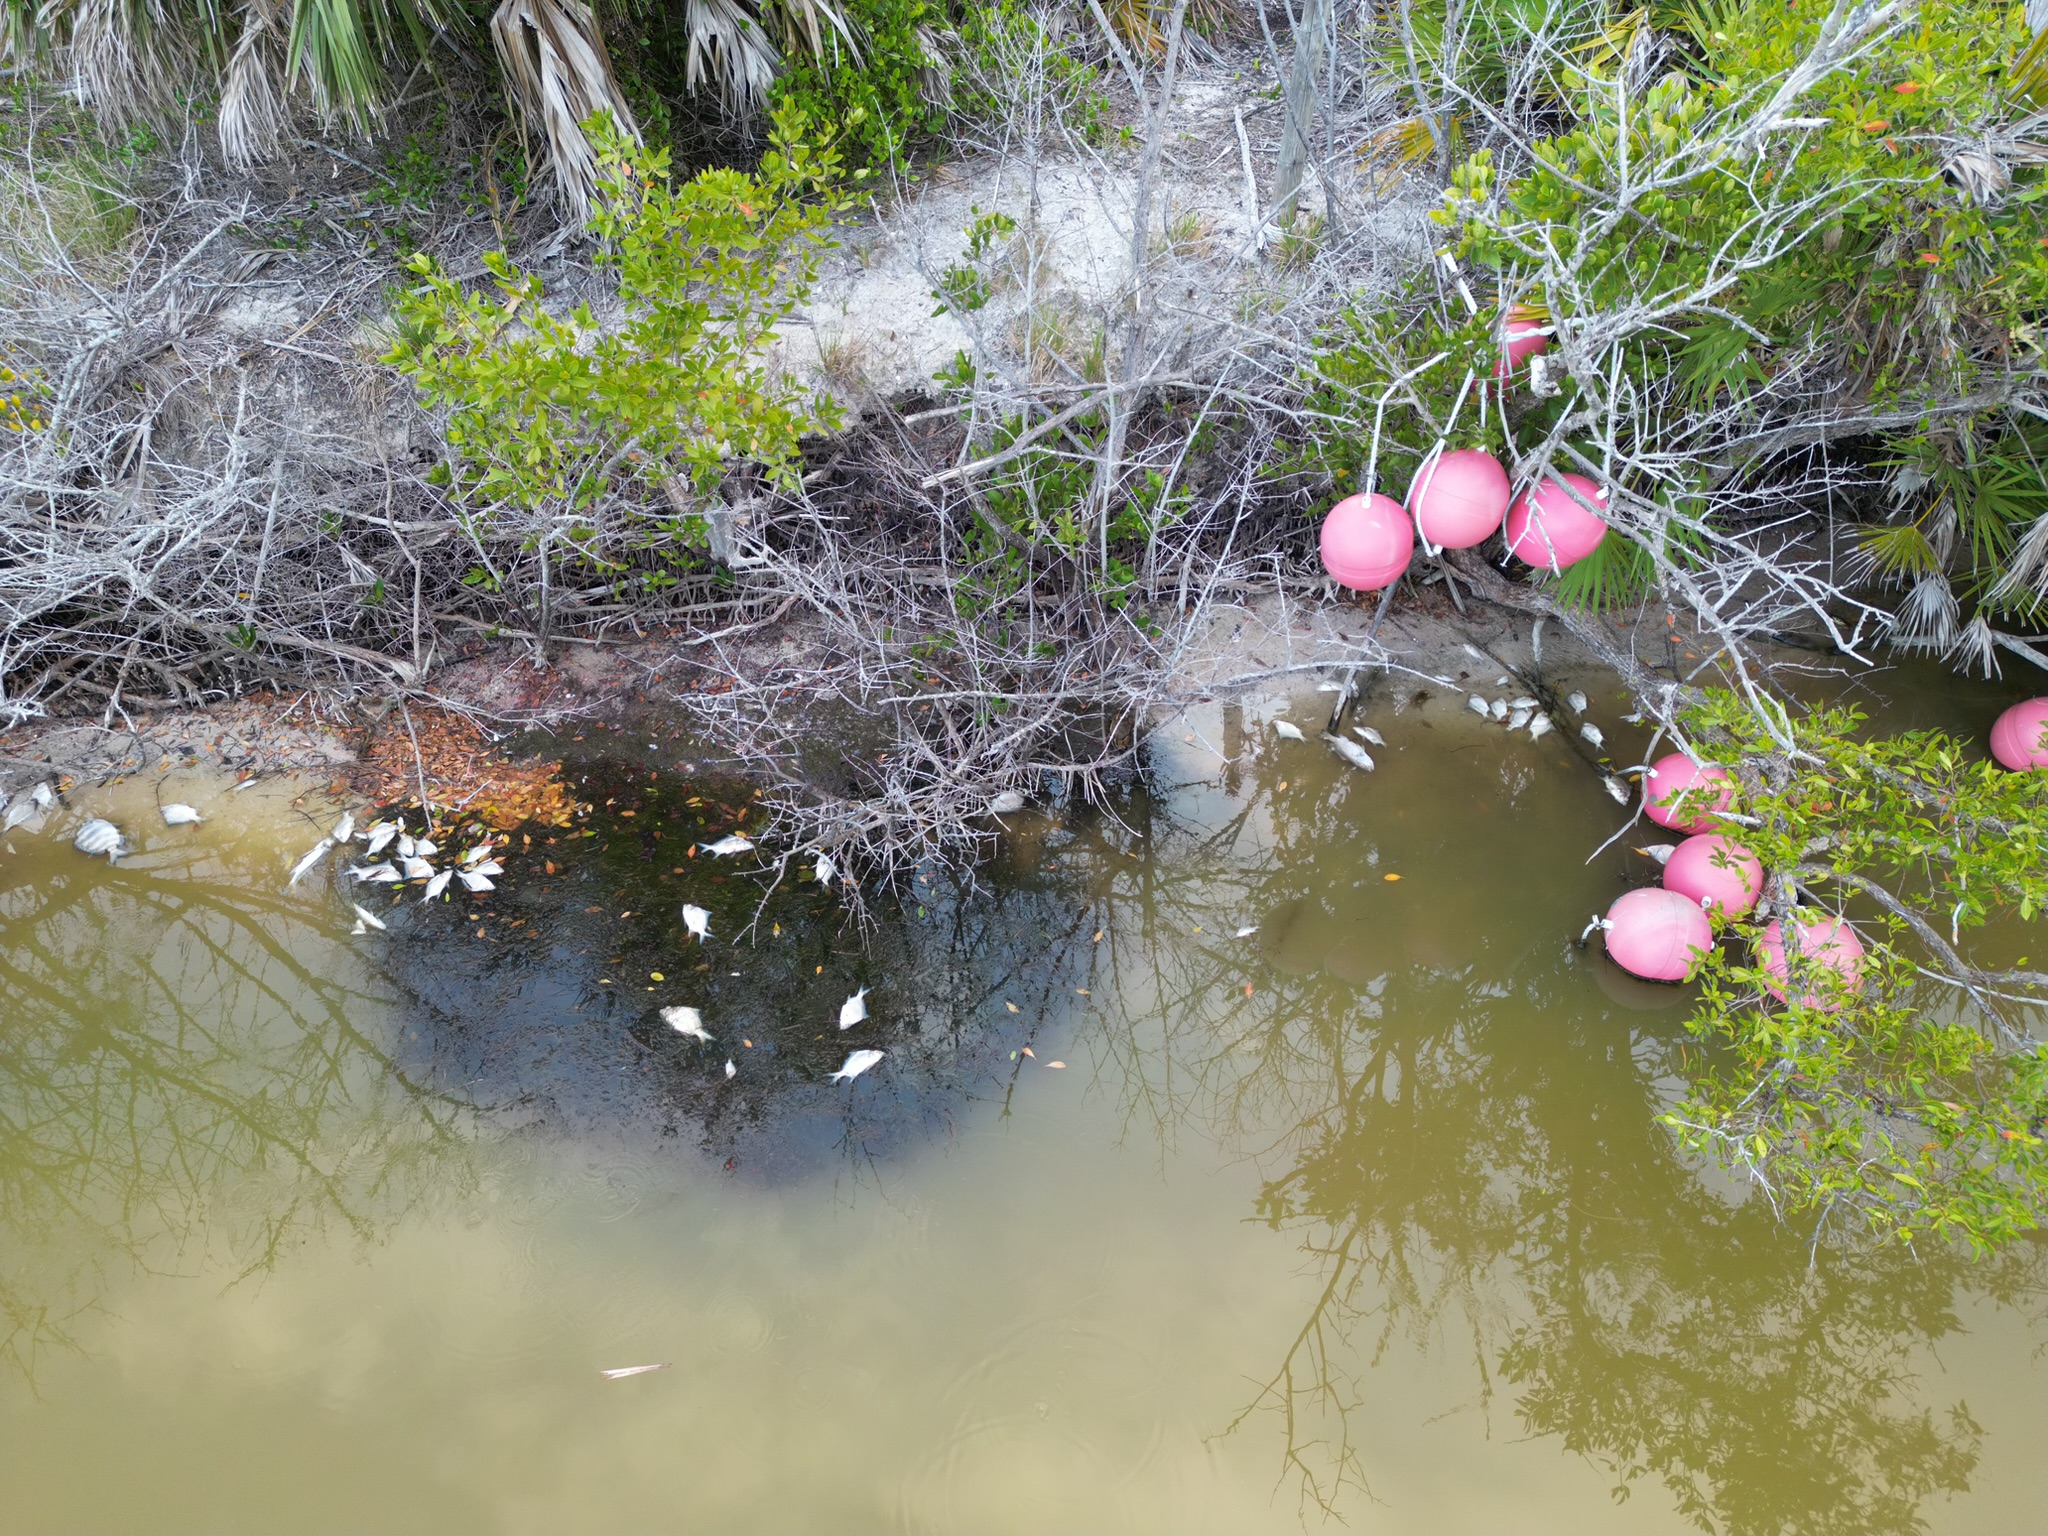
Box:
219;0;290;168
490;0;640;224
760;0;852;66
680;0;779;115
913;22;950;108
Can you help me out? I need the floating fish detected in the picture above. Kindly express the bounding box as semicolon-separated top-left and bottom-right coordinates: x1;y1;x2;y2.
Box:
332;811;355;844
1510;696;1538;710
814;851;837;885
351;863;401;884
829;1049;885;1084
1467;696;1491;718
230;777;261;792
396;833;416;860
1236;925;1258;938
1489;699;1509;721
839;987;868;1029
1323;733;1375;773
468;860;503;877
460;842;494;868
1507;707;1532;732
600;1364;670;1381
73;819;124;859
702;834;754;856
4;785;47;832
288;837;335;886
1603;775;1629;805
351;903;387;932
1271;720;1305;741
1354;726;1385;747
1567;691;1589;715
161;803;204;826
682;904;712;941
415;838;439;858
724;1058;737;1080
987;790;1026;815
1580;723;1606;749
458;871;495;893
401;855;436;881
364;821;399;856
1636;843;1677;865
421;869;453;902
1529;714;1555;739
662;1006;712;1043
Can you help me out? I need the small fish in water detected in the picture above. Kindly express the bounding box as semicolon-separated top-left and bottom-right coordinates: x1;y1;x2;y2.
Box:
600;1364;670;1381
73;819;125;860
987;790;1026;815
161;803;204;826
414;838;439;858
401;855;436;882
1622;710;1645;725
701;834;754;856
288;837;335;886
1462;644;1488;662
662;1006;712;1043
1567;691;1589;715
682;904;712;941
421;869;453;902
332;811;355;844
457;870;495;893
1271;720;1305;741
1580;723;1606;749
4;785;48;832
351;863;401;884
1323;733;1375;773
1507;707;1533;732
814;851;837;885
1529;714;1555;740
1602;775;1629;805
468;860;503;877
1489;699;1509;721
724;1058;737;1080
1353;725;1385;747
830;1049;885;1084
1510;696;1538;710
1467;696;1491;718
351;903;387;932
839;987;869;1029
396;833;416;860
230;777;261;793
1635;843;1677;865
1236;925;1258;938
460;842;494;868
364;821;399;856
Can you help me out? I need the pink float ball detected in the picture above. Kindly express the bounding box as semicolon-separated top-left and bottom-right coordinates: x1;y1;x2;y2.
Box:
1504;473;1610;572
1642;753;1736;834
1756;911;1865;1008
1603;887;1714;983
1407;448;1510;550
1663;833;1763;917
1989;698;2048;770
1319;492;1415;592
1495;306;1550;381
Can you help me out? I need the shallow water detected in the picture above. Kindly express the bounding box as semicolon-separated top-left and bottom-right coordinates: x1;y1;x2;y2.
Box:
3;671;2047;1534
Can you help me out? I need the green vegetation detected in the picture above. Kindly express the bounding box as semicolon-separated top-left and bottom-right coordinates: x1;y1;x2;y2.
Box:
769;0;944;171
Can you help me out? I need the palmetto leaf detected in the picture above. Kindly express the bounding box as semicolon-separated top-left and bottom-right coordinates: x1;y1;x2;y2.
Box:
490;0;641;223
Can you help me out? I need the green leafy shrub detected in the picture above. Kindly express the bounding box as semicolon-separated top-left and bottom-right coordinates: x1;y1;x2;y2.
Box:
770;0;943;171
951;0;1112;143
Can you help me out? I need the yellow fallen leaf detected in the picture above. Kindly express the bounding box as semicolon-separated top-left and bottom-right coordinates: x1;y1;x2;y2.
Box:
1076;988;1091;996
1047;1061;1067;1069
1384;873;1402;882
1021;1046;1035;1058
1093;929;1104;942
1005;1001;1019;1013
650;971;665;981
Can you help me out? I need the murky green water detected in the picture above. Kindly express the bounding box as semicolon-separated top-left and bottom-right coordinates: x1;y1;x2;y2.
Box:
3;673;2047;1534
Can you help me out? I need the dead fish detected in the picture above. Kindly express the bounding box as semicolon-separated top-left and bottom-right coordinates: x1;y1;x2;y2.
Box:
1567;691;1589;714
4;785;48;832
1235;925;1258;938
457;870;495;893
1323;732;1375;773
401;855;436;881
230;777;261;793
1467;696;1491;718
364;821;399;856
1353;725;1385;747
662;1006;712;1043
73;818;125;859
414;838;439;858
1580;723;1606;749
468;859;503;877
829;1048;885;1084
1271;720;1305;741
600;1364;670;1381
682;904;712;941
332;812;355;844
1489;699;1509;721
396;833;417;860
288;837;335;887
1603;775;1630;805
1508;707;1533;732
351;863;401;884
1635;843;1678;865
351;903;387;931
814;851;837;885
421;869;453;902
839;987;869;1029
161;803;204;826
460;842;495;868
1510;696;1539;710
987;790;1026;815
724;1058;737;1080
1529;714;1555;740
702;834;754;856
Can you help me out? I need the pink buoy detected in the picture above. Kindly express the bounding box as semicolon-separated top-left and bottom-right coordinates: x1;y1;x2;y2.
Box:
1406;448;1510;550
1504;473;1610;572
1494;305;1550;381
1989;698;2048;770
1642;753;1736;834
1603;887;1714;983
1663;833;1763;917
1318;492;1415;592
1756;911;1865;1008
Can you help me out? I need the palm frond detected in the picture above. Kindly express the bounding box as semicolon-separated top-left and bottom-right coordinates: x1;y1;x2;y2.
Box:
219;0;290;167
491;0;640;223
679;0;778;115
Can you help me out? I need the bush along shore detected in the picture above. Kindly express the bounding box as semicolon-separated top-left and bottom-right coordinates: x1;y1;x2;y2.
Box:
6;0;2048;1251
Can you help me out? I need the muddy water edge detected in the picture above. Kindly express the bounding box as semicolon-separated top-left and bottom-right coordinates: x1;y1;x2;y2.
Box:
0;668;2045;1534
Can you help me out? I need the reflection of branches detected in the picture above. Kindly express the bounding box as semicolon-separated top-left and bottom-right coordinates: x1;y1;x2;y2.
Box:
0;844;477;1379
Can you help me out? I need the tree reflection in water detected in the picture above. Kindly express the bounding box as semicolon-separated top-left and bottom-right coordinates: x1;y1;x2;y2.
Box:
0;825;476;1378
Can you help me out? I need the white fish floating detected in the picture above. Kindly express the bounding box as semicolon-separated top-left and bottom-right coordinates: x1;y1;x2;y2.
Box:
1602;775;1630;805
468;860;503;877
1510;696;1538;710
1636;843;1678;866
1354;726;1385;747
401;855;436;882
364;821;399;856
1567;691;1589;715
1529;714;1555;740
457;871;495;893
600;1364;670;1381
415;838;439;857
421;869;452;902
1580;723;1606;749
661;1005;712;1043
1271;720;1305;741
1323;732;1375;773
701;834;754;856
838;987;869;1029
396;833;416;860
4;786;47;832
351;903;387;932
987;790;1026;815
1489;699;1509;721
352;863;401;884
829;1049;885;1084
332;812;355;844
230;776;262;793
724;1058;737;1080
161;803;204;826
1235;925;1258;938
73;819;125;859
682;904;712;941
288;837;335;887
1467;696;1491;718
814;851;837;885
1507;707;1533;732
460;842;494;868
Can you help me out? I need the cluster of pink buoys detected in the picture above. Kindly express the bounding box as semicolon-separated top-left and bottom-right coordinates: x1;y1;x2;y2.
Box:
1315;311;1606;593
